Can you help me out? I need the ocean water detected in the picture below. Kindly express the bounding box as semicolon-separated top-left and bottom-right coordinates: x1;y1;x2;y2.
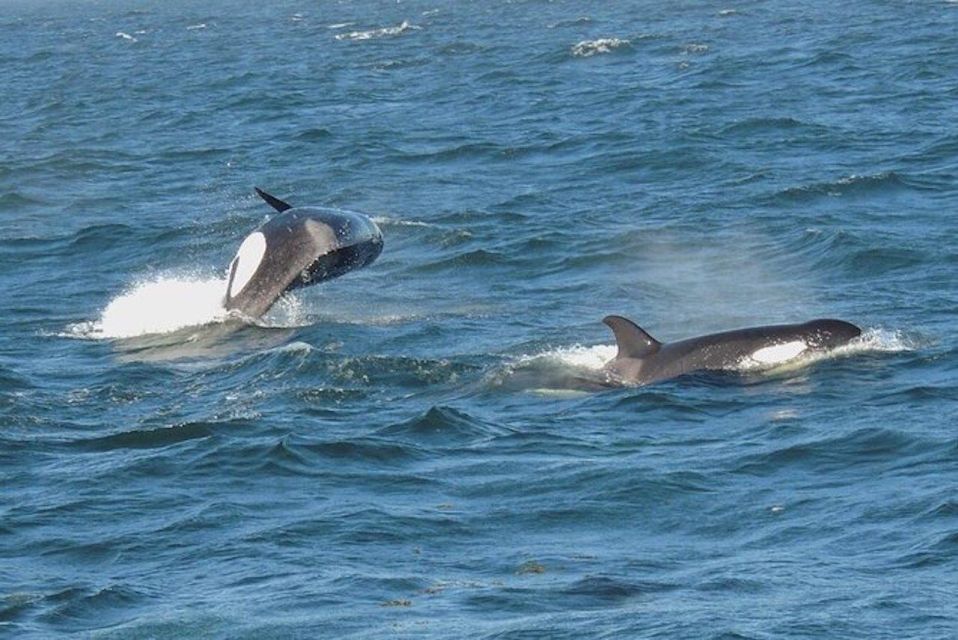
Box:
2;0;957;637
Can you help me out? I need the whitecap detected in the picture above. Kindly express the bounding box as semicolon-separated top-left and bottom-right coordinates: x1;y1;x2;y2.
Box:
115;31;137;42
527;388;593;398
770;409;800;421
335;20;420;42
267;341;314;355
570;38;630;58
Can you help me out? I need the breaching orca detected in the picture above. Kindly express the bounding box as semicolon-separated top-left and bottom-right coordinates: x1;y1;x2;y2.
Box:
603;315;861;385
223;188;383;318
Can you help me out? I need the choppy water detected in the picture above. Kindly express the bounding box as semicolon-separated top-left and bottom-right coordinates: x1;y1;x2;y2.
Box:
2;1;957;638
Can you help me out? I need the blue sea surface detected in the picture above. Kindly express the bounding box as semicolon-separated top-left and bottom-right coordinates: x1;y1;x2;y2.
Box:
2;1;957;637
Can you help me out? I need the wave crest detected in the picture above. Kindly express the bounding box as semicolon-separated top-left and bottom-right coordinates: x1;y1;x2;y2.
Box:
571;38;631;58
335;20;420;42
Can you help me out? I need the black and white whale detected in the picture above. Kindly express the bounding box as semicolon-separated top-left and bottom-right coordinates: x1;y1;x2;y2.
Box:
602;315;861;385
223;188;383;318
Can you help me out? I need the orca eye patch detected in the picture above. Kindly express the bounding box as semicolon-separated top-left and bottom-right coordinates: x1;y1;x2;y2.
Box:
227;231;266;298
750;340;807;365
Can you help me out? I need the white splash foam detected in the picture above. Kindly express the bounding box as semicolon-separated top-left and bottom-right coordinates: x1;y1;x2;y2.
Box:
842;327;914;353
116;31;137;42
484;343;615;393
258;293;312;329
335;20;420;41
515;344;617;370
571;38;630;58
70;276;229;339
186;23;207;30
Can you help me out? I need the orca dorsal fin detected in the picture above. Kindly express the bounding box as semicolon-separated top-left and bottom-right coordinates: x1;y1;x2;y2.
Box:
255;187;293;213
603;315;662;359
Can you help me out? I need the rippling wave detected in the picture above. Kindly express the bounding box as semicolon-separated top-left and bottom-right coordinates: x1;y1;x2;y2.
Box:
2;1;956;638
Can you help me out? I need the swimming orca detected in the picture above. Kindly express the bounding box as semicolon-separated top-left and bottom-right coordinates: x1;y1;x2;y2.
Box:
602;315;861;385
223;188;383;318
